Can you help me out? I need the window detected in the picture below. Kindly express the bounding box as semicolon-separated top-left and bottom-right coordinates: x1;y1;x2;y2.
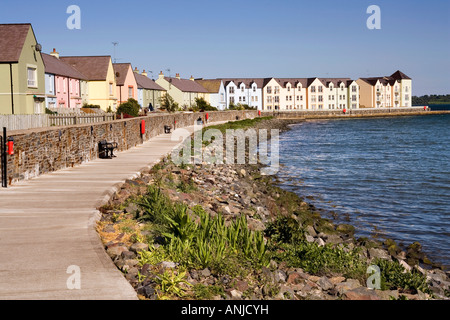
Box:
311;96;316;103
318;86;323;93
255;96;258;102
274;86;280;94
287;86;291;92
109;83;113;96
352;86;357;92
352;95;357;102
241;86;244;93
27;66;37;87
267;96;272;103
253;86;256;92
229;87;235;94
274;96;279;103
318;95;323;102
128;86;133;98
311;86;316;93
267;86;272;94
230;97;235;103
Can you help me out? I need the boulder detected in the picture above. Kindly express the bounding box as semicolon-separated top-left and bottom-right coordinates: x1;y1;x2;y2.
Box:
317;276;334;291
368;248;392;261
343;287;381;300
335;279;361;295
130;242;149;253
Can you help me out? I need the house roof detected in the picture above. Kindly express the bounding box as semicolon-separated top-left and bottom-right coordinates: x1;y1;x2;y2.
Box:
221;78;268;88
164;77;209;93
359;76;397;86
0;23;33;63
60;56;111;81
113;63;132;86
134;72;166;91
42;53;86;80
390;70;411;80
195;79;223;93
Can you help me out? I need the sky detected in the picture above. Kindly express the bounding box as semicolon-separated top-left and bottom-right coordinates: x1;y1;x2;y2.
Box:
1;0;449;96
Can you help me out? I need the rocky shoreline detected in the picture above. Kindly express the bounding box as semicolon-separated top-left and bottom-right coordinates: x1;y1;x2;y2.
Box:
97;117;450;300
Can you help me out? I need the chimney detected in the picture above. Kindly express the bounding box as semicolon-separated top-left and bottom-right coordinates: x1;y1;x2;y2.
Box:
142;70;148;77
134;67;139;74
176;73;181;80
50;48;59;59
190;75;195;81
158;71;164;79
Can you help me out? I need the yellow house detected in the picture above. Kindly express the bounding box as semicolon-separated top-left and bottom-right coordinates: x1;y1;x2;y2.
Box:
60;56;118;112
0;23;46;114
156;72;209;109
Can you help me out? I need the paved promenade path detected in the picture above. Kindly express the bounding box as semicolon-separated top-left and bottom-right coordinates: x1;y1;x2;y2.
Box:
0;122;223;300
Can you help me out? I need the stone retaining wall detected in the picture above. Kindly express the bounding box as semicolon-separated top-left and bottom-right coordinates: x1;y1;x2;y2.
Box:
263;107;436;119
1;111;257;185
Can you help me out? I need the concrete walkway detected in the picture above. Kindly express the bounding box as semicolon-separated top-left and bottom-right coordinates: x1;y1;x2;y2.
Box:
0;122;221;300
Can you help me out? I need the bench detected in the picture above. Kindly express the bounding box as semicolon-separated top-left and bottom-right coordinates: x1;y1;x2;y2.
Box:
98;140;118;159
164;125;172;134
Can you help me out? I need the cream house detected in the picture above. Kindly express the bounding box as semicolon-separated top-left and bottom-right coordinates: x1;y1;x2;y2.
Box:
357;70;412;108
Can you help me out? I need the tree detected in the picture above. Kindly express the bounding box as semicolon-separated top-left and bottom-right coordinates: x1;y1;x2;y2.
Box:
116;98;141;117
160;93;179;113
193;97;217;112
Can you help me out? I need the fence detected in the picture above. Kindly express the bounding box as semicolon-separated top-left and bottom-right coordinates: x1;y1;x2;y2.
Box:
0;113;116;131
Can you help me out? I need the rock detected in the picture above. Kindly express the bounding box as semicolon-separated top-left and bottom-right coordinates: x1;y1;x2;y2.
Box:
344;287;380;300
247;218;265;232
329;276;346;285
138;285;157;299
305;235;315;243
315;237;325;247
307;275;321;283
286;272;302;285
235;280;249;292
274;270;287;283
336;224;355;236
240;169;247;177
160;261;177;269
317;276;334;291
106;245;129;259
275;285;295;300
325;234;343;245
335;279;361;295
200;268;211;278
124;202;139;214
226;289;243;300
103;225;116;233
130;242;149;253
368;248;392;261
376;289;399;300
269;260;278;270
305;225;317;237
399;259;412;272
121;250;136;260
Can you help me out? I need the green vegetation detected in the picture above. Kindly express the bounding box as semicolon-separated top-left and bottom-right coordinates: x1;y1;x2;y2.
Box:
82;103;101;109
228;102;257;110
373;259;432;294
189;97;218;112
134;185;269;276
116;98;141;117
160;93;179;113
412;94;450;106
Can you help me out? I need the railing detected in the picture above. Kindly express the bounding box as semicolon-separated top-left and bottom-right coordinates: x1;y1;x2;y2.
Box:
0;113;116;131
49;113;116;126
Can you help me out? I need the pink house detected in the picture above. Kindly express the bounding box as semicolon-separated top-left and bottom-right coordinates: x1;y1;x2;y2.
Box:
113;63;138;105
43;49;86;109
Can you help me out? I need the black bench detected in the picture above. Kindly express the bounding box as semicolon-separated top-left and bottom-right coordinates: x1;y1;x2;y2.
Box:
98;140;118;159
164;125;172;134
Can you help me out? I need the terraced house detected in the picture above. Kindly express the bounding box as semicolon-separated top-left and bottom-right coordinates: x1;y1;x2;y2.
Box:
0;23;46;114
60;55;118;112
156;72;209;109
133;69;166;110
357;70;412;108
223;79;264;110
43;49;87;110
113;63;138;105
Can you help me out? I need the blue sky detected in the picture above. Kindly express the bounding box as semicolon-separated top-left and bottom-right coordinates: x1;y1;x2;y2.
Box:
1;0;449;95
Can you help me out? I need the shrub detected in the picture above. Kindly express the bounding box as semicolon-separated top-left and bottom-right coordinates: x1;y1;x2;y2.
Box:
116;98;141;117
160;94;179;113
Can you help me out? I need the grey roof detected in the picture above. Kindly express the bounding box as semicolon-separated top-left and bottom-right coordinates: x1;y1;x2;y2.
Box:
134;72;166;91
0;24;33;63
42;53;86;80
164;77;209;93
60;56;112;81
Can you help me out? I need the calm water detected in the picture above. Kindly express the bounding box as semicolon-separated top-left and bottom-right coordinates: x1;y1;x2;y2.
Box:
277;114;450;268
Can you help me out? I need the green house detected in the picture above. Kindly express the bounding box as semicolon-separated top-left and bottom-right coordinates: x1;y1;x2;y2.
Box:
0;23;46;114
